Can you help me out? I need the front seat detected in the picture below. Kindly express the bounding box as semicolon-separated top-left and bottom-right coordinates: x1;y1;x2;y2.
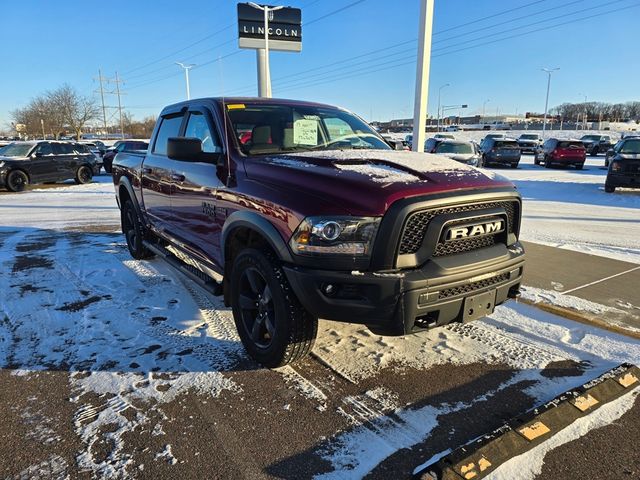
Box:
249;125;274;154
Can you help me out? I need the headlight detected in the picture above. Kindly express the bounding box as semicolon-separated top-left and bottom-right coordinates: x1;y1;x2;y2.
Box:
0;161;5;168
610;161;622;172
290;216;381;256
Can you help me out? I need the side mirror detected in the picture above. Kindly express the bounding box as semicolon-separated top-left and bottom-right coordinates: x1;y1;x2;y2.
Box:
167;137;203;161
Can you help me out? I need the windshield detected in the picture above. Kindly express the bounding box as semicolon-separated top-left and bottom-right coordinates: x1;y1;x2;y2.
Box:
435;142;474;154
621;139;640;153
227;103;390;155
520;134;538;140
0;143;34;157
581;135;600;141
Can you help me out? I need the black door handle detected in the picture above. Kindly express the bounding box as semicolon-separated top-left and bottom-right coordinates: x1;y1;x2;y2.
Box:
141;167;152;174
171;173;186;182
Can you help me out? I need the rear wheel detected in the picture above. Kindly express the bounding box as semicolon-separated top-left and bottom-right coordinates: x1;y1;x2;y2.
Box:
121;199;154;260
575;163;584;170
534;156;541;165
75;165;93;184
604;184;615;193
510;163;518;169
6;170;29;192
544;155;553;168
590;147;599;156
230;248;318;367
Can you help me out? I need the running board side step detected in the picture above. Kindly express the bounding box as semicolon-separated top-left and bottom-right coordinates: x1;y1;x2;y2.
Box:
143;240;223;296
414;363;640;480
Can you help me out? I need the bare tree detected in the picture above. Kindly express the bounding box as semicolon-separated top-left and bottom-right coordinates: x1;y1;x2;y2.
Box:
48;84;100;140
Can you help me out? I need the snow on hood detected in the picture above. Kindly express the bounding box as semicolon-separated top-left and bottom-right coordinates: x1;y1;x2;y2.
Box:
280;149;497;183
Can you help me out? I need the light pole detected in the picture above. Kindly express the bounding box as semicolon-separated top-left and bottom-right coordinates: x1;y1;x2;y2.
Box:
411;0;435;152
176;62;196;100
578;93;587;130
41;118;45;140
541;67;559;138
481;99;490;126
248;2;283;98
436;83;450;132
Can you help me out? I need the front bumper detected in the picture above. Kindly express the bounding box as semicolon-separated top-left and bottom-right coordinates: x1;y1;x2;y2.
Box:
284;242;525;335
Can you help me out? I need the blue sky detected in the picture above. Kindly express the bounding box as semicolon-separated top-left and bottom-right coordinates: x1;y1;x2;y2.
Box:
1;0;639;128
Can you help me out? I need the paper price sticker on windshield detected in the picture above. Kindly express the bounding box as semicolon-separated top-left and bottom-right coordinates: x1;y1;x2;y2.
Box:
294;119;318;146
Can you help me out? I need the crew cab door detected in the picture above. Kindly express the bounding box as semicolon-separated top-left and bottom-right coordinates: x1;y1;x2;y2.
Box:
170;107;226;267
141;112;185;231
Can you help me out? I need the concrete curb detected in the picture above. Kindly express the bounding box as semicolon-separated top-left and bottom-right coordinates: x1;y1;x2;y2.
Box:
414;363;640;480
518;298;640;341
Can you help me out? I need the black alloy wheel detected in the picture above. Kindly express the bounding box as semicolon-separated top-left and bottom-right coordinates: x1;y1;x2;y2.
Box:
122;199;154;260
6;170;29;192
238;267;276;349
75;165;93;184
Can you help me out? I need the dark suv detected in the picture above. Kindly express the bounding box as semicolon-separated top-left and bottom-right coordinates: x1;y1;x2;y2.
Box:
535;139;586;169
580;134;614;156
112;97;524;367
604;137;640;192
102;140;149;173
479;138;521;168
0;141;97;191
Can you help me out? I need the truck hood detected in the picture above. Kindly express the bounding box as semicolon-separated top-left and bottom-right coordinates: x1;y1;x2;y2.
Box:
244;149;515;216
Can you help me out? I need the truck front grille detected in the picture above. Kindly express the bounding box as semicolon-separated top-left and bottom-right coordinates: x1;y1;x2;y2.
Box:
438;272;510;299
398;201;517;256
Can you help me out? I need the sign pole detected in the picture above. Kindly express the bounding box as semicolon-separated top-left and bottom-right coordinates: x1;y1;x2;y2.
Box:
412;0;435;153
256;49;268;97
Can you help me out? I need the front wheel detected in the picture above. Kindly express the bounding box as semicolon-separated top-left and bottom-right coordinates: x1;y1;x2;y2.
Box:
591;147;599;156
604;184;615;193
6;170;29;192
75;165;93;184
544;155;553;168
230;248;318;367
575;163;584;170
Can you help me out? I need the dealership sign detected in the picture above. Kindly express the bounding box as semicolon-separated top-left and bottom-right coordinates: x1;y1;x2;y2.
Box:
237;3;302;52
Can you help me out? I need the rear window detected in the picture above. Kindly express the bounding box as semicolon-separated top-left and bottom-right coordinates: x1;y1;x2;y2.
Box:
435;142;474;154
557;141;584;149
519;135;538;140
621;139;640;153
153;115;183;155
494;141;519;149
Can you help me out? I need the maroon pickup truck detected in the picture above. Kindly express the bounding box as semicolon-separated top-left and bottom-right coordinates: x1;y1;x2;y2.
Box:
112;97;525;367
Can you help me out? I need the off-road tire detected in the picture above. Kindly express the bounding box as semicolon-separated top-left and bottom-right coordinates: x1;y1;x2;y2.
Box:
122;199;154;260
604;184;615;193
230;248;318;367
75;165;93;184
6;170;29;192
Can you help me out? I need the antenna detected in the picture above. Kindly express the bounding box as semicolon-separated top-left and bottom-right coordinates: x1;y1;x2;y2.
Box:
219;54;232;187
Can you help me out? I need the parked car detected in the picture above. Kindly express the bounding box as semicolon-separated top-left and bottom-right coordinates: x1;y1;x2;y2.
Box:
444;125;459;132
580;134;614;156
424;137;446;153
434;133;455;139
433;140;481;166
112;97;524;367
0;141;97;192
604;137;640;192
103;140;149;173
479;138;521;168
535;139;586;169
480;133;506;147
516;133;542;153
81;140;106;157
